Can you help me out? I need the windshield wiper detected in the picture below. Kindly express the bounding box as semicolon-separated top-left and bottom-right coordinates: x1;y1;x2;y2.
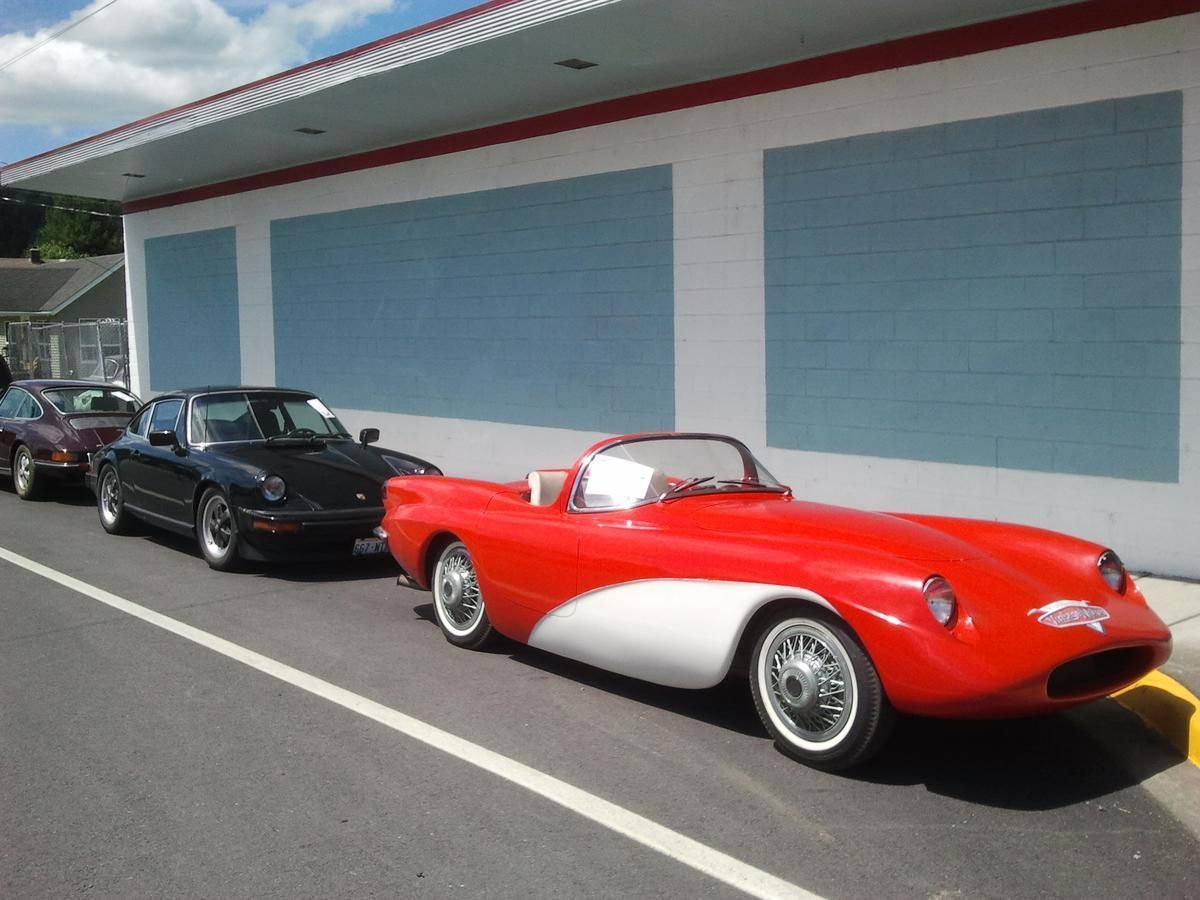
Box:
716;478;793;496
266;427;323;444
659;475;714;500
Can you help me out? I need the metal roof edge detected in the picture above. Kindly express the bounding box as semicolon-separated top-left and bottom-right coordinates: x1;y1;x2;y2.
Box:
119;0;1200;215
0;0;620;184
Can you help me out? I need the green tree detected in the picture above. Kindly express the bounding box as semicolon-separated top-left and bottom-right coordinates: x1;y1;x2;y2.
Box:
34;201;123;258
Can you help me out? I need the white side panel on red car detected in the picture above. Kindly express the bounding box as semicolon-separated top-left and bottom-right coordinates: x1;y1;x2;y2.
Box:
527;579;835;689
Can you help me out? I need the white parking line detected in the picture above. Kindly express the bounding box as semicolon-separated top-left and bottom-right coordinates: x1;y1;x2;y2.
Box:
0;546;822;900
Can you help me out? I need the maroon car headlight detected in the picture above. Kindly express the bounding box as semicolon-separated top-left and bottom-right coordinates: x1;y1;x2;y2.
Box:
261;474;287;502
923;575;957;627
1098;550;1126;593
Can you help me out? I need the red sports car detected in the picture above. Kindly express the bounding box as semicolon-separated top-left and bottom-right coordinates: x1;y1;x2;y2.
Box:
379;432;1172;770
0;379;140;500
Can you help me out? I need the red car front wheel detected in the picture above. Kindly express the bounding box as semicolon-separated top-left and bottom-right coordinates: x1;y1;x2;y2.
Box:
750;610;894;771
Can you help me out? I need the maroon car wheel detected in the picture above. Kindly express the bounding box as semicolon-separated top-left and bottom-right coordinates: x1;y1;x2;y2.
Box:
12;445;40;500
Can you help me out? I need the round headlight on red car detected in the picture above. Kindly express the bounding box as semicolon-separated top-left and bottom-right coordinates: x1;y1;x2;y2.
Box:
261;474;286;502
923;575;957;627
1098;550;1126;593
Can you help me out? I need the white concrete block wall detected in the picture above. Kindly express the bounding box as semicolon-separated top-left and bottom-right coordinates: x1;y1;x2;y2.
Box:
122;13;1200;575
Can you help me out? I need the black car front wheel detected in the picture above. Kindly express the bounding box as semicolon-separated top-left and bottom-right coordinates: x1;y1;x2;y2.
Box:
197;487;241;571
97;465;131;534
749;609;894;771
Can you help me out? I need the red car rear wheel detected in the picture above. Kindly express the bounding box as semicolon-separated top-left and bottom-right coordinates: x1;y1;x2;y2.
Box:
432;541;497;650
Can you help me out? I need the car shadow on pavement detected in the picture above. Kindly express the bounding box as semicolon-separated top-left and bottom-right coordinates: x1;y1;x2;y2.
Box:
845;701;1185;808
409;602;1186;803
410;600;765;733
111;524;401;583
0;480;95;505
48;484;97;507
262;556;402;583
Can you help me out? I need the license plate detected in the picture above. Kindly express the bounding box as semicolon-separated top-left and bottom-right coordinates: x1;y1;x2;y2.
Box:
353;537;387;557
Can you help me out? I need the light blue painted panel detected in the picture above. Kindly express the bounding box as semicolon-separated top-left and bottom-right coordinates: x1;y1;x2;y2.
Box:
144;228;240;391
272;167;673;432
765;92;1182;482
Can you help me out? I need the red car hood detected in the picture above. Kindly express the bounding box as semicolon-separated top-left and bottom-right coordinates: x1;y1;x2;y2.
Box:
688;495;987;562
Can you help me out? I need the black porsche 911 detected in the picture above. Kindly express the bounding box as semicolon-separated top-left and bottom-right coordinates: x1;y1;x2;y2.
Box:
88;386;441;570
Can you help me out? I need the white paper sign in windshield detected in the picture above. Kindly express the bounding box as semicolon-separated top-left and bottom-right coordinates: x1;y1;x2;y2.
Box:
584;454;655;506
307;398;337;419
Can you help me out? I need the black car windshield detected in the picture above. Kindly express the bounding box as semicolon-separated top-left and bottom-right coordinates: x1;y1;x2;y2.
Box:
573;435;785;511
190;392;350;444
43;386;140;414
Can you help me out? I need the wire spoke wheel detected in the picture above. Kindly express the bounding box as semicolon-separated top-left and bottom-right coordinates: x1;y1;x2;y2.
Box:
750;612;894;771
437;550;482;628
765;624;853;744
432;541;496;649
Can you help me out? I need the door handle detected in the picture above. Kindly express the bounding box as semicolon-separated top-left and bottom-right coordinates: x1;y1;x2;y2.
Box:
131;449;142;458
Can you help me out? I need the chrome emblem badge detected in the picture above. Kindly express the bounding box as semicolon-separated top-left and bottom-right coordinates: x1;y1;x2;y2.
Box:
355;492;367;501
1028;600;1109;634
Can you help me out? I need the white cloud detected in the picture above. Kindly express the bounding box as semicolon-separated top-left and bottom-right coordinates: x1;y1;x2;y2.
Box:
0;0;397;129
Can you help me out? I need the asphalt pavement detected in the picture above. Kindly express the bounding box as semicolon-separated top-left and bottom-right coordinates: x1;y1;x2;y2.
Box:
1;483;1198;899
1117;575;1200;769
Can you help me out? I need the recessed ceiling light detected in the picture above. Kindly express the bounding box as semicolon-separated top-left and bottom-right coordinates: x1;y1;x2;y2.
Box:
121;172;145;178
554;58;597;70
295;127;326;135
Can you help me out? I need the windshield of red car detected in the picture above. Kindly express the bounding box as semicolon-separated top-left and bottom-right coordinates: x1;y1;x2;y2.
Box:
574;436;784;510
42;387;140;415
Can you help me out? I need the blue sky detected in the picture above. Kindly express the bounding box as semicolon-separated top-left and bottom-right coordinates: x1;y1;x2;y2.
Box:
0;0;479;167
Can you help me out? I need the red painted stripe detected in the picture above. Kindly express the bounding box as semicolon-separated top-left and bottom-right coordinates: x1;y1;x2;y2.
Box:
123;0;1200;215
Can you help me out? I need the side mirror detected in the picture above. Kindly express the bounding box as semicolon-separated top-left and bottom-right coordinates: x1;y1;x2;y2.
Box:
148;429;179;448
359;427;380;447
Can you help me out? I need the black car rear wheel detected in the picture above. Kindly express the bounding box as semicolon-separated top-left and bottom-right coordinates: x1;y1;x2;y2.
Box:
97;465;131;534
12;445;40;500
197;487;241;571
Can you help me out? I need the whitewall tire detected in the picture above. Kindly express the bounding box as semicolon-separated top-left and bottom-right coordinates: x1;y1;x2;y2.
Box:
749;611;893;771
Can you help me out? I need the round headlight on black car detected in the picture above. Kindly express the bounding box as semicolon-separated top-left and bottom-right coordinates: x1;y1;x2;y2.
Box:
383;455;423;476
923;575;957;627
1098;550;1126;593
261;474;286;502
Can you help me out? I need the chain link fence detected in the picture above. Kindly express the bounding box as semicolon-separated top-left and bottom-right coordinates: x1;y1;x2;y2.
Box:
4;320;130;387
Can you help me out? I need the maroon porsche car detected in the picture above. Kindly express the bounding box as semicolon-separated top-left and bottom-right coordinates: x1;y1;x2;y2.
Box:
0;380;140;500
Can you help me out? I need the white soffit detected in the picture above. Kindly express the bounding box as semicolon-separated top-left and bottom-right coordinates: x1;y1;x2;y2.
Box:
0;0;1082;203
